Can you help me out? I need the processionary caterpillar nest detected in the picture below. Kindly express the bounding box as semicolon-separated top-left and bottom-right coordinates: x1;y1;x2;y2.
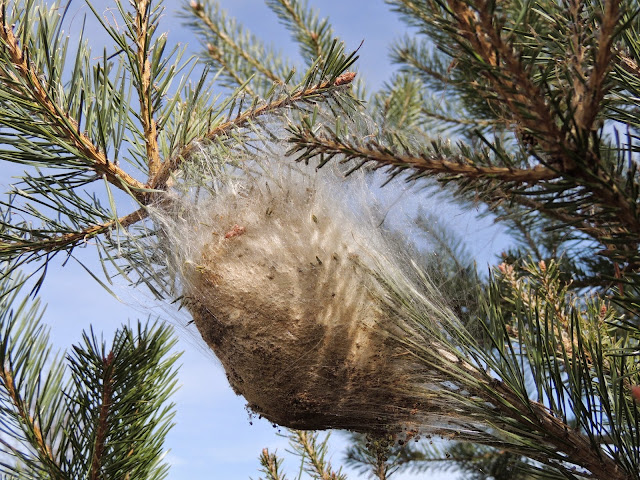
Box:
153;154;463;436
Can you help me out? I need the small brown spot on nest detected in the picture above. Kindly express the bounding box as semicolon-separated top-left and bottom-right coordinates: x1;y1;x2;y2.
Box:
224;224;246;239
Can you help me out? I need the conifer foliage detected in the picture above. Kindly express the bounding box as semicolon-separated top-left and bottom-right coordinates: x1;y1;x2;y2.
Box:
0;0;357;477
0;0;639;479
0;273;179;479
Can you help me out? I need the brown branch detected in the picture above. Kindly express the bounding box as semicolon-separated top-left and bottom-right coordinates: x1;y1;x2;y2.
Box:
567;1;640;244
491;379;632;480
133;0;162;179
444;1;640;246
577;0;620;132
568;0;590;132
148;76;356;190
1;365;59;473
449;0;567;162
0;208;149;255
90;351;115;480
470;2;640;237
0;12;146;200
297;135;560;183
448;1;497;67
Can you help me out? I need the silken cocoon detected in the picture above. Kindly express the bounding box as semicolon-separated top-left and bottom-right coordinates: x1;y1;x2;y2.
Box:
154;158;456;435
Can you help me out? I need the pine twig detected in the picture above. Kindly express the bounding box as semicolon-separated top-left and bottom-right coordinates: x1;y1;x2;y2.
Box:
393;40;451;86
259;448;286;480
490;378;631;480
189;1;283;84
291;132;559;183
464;0;640;241
420;107;498;127
0;207;149;255
293;431;344;480
148;74;356;190
205;42;257;96
89;351;115;480
266;0;335;64
446;0;567;162
396;0;640;253
1;365;60;476
507;191;639;263
0;7;146;200
577;0;620;132
273;0;325;59
133;0;162;179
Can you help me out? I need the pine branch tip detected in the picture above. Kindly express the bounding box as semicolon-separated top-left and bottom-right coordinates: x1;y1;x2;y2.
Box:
190;1;204;12
334;71;356;86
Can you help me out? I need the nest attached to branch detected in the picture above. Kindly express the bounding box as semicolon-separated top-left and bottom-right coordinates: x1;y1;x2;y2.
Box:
152;153;465;436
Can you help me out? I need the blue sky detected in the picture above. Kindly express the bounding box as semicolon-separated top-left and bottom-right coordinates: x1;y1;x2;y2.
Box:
2;1;512;479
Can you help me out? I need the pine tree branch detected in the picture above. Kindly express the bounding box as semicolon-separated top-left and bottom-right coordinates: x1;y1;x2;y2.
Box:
205;42;257;96
567;0;590;132
297;431;330;480
372;73;425;133
289;132;559;183
582;164;640;241
577;0;619;133
89;351;114;480
386;253;640;478
392;38;451;86
420;107;497;127
0;280;180;480
66;321;179;479
446;0;567;162
266;0;336;65
386;1;640;264
0;207;148;256
428;346;635;478
293;431;344;480
391;0;432;26
271;0;325;59
189;1;283;84
490;378;631;480
133;0;162;180
499;262;581;360
450;1;640;243
0;7;146;200
365;436;396;480
1;365;60;476
493;192;640;282
469;260;640;478
500;194;603;241
385;85;420;131
259;448;286;480
148;74;356;190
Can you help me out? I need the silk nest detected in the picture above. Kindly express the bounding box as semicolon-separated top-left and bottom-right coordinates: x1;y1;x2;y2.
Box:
150;147;471;437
